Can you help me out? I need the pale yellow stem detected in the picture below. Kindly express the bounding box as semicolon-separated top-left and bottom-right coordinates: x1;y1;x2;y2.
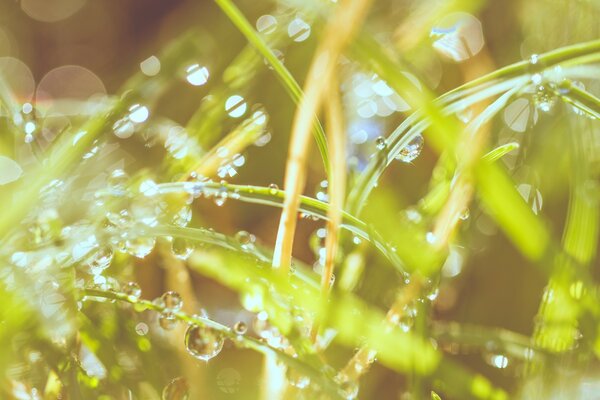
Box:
272;0;374;273
338;277;423;381
322;75;346;292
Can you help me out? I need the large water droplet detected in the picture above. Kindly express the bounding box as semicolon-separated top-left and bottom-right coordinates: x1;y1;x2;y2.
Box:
225;95;247;118
335;373;359;399
287;18;311;42
112;117;135;139
184;325;225;361
233;321;247;335
159;312;178;330
162;377;189;400
256;15;277;34
124;236;155;258
123;282;142;300
171;237;194;260
161;291;183;312
140;55;161;77
186;64;209;86
375;136;387;150
86;246;114;275
396;134;424;163
532;85;556;113
287;368;310;389
128;104;149;123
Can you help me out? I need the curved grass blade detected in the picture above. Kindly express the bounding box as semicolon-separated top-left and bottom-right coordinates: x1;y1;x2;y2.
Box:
213;0;329;173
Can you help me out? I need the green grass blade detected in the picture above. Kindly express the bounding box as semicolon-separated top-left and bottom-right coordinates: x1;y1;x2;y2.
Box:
213;0;329;173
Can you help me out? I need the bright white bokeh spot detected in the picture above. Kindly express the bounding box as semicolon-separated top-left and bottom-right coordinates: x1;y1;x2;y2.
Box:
225;95;247;118
0;156;23;185
36;65;106;117
140;56;161;76
185;64;209;86
288;18;311;42
357;99;377;118
22;103;33;114
24;121;36;135
21;0;87;22
256;15;278;34
128;104;149;123
0;57;35;107
431;12;484;62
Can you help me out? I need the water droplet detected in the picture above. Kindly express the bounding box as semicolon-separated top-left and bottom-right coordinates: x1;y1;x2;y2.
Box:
287;18;311;42
335;373;359;399
124;236;155;258
184;325;225;361
235;230;255;248
161;291;183;312
171;237;194;260
108;169;129;193
0;156;23;185
162;377;189;400
532;85;556;113
214;196;226;207
486;354;509;369
529;54;539;66
128;104;149;123
426;231;438;245
139;179;159;196
256;15;277;34
255;132;271;147
375;136;387;150
172;206;192;227
225;95;247;118
287;368;310;389
112;117;135;139
396;134;424;163
531;73;543;85
268;183;279;195
165;126;190;159
186;64;209;86
123;282;142;300
86;246;114;275
233;321;247;335
22;102;33;114
159;312;178;330
140;55;161;76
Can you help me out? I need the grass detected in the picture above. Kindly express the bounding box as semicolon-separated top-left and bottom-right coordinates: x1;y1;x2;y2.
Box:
1;0;600;399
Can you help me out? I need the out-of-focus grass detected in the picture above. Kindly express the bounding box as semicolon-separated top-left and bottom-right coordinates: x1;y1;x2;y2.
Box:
0;0;600;399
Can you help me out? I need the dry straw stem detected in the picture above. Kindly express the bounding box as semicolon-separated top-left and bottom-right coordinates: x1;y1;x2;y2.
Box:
272;0;374;273
431;50;495;249
322;74;346;293
311;74;346;342
338;276;424;382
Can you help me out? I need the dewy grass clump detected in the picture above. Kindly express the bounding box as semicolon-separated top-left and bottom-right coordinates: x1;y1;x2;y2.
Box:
0;0;600;399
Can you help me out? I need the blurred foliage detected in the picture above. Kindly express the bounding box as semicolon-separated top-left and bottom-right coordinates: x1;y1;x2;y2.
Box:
0;0;600;399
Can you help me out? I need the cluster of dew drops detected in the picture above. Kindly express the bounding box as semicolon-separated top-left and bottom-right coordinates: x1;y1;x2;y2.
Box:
5;12;573;400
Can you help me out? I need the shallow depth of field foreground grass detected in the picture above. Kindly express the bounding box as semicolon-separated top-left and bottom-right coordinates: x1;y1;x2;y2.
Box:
0;0;600;399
